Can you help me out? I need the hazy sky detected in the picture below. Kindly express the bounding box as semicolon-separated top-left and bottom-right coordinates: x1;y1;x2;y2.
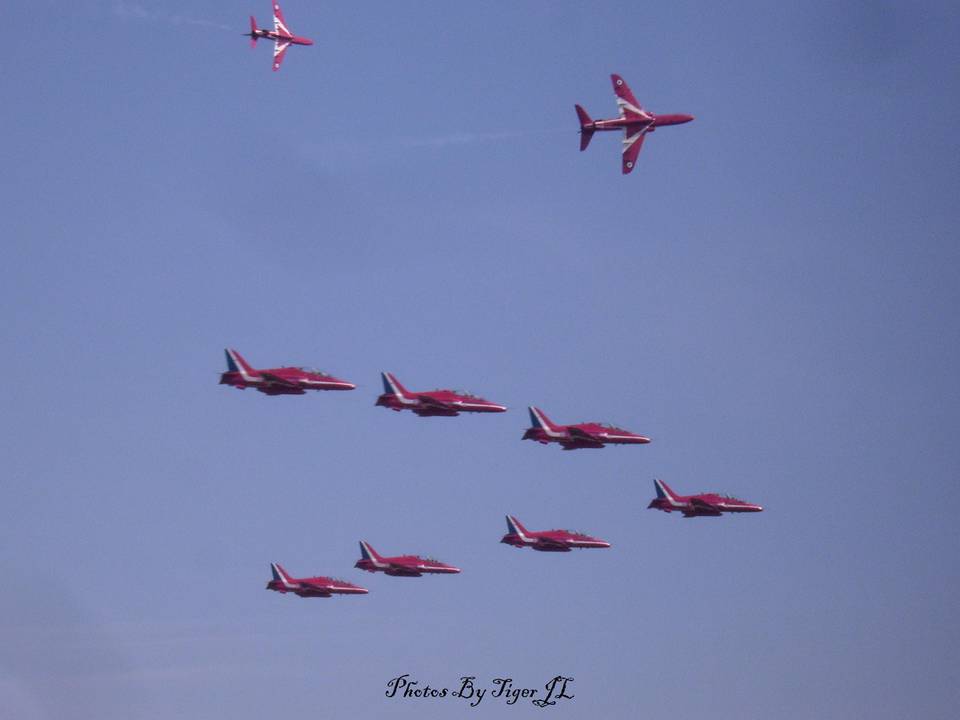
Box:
2;1;959;718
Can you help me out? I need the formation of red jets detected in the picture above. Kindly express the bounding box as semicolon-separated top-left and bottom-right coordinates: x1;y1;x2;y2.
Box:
224;345;763;599
238;4;758;600
246;3;693;173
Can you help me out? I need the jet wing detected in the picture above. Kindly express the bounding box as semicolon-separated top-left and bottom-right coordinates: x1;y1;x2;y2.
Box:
416;394;454;410
568;426;601;442
536;538;570;550
272;1;294;37
272;40;291;71
689;498;723;516
260;372;299;387
561;428;606;449
388;565;423;577
297;581;333;595
611;74;653;122
622;127;649;175
414;395;461;415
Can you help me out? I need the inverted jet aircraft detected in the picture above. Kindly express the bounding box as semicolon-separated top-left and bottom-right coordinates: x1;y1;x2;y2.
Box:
647;479;763;517
355;541;461;577
220;348;355;395
575;73;694;174
266;563;368;598
500;515;610;552
522;406;651;450
244;2;313;71
375;372;507;416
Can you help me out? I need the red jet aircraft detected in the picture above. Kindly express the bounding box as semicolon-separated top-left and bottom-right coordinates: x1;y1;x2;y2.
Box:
245;2;313;71
375;372;507;416
576;74;694;174
355;541;461;577
266;563;368;598
220;348;355;395
500;515;610;552
647;479;763;517
522;406;651;450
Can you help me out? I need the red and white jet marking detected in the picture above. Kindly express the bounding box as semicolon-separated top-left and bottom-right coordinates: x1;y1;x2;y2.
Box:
375;372;507;417
522;406;651;450
575;74;694;174
500;515;611;552
354;541;461;577
647;479;764;518
219;348;355;395
244;2;313;71
266;563;368;598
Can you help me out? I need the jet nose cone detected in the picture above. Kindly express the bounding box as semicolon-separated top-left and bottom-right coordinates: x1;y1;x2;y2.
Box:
681;114;695;123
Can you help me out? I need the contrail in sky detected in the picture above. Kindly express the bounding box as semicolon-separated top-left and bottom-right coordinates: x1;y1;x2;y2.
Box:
401;128;570;149
112;1;233;32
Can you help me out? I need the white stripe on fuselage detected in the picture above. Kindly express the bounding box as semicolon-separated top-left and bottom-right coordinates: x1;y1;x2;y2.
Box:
301;379;351;387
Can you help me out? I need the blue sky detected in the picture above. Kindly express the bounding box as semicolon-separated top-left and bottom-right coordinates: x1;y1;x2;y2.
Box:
1;1;959;717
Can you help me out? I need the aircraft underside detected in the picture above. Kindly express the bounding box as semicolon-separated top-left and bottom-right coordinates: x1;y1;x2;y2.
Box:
258;386;306;396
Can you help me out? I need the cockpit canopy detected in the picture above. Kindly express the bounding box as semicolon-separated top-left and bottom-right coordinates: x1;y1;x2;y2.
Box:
432;389;479;398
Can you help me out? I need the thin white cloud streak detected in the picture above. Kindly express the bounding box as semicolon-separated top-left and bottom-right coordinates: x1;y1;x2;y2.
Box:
112;1;233;32
401;127;569;149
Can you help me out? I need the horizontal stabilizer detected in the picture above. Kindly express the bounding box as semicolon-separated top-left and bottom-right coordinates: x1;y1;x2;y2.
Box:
579;129;595;152
575;105;595;151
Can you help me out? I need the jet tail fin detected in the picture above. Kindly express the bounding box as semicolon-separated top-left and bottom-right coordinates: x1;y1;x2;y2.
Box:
359;541;384;564
225;349;259;381
270;562;294;588
654;479;680;502
248;16;258;47
575;105;595;151
528;406;562;434
579;129;595;152
506;515;530;539
381;372;412;399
